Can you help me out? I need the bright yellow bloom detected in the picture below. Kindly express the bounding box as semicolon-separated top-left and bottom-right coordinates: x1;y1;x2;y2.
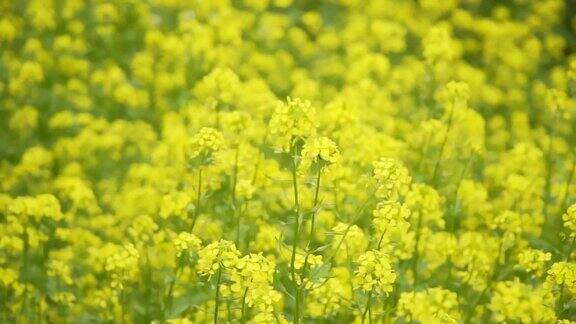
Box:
353;250;396;295
173;232;202;258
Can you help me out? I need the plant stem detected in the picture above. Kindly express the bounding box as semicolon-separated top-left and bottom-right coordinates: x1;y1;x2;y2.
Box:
309;168;322;244
213;266;222;324
164;257;183;319
361;290;373;324
449;151;475;232
240;288;248;324
286;142;302;324
431;101;456;184
290;154;301;284
191;167;203;231
559;157;576;214
557;284;566;316
294;286;301;324
37;294;42;324
329;189;378;262
567;236;575;262
377;229;387;250
232;147;239;202
463;241;502;324
232;146;241;248
298;167;324;312
227;300;232;323
412;212;423;291
251;133;268;186
236;208;242;250
544;112;558;220
144;247;152;322
120;288;125;324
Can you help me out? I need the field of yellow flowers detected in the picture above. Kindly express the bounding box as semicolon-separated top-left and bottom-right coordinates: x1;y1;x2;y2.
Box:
2;0;576;323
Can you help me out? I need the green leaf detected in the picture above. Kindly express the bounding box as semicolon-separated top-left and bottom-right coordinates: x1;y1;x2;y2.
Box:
309;262;331;284
166;288;211;318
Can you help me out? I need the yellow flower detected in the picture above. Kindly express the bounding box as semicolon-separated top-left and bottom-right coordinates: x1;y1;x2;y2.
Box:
423;25;454;66
517;248;552;276
562;203;576;238
173;232;202;258
301;137;340;165
269;97;317;152
197;240;240;278
105;244;140;290
373;158;411;201
187;127;226;165
398;288;460;324
489;280;556;323
353;250;396;295
546;262;576;295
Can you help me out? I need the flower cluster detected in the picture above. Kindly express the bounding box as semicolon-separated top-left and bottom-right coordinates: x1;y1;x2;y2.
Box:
372;201;411;237
563;203;576;237
104;244;140;290
373;158;412;201
299;136;340;172
517;248;552;276
353;250;396;295
397;288;460;324
187;127;226;165
197;240;241;278
546;262;576;296
224;253;281;315
489;280;556;323
269;97;317;152
173;232;202;258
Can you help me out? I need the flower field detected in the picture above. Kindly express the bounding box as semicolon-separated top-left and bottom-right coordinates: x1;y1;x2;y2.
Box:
2;0;576;323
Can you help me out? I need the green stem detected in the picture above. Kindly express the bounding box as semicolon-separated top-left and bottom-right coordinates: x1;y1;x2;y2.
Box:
557;284;566;316
566;236;575;262
191;167;203;231
286;142;302;324
120;285;125;324
412;212;423;291
296;250;313;323
144;247;152;322
431;101;456;184
236;208;242;251
215;105;220;129
226;299;232;323
163;257;183;320
377;229;387;250
240;288;248;324
329;188;378;262
294;286;301;324
232;147;241;248
450;152;475;232
544;112;558;219
232;147;239;203
37;294;42;324
463;241;503;324
213;266;222;324
119;267;127;324
416;135;430;176
309;168;322;243
299;168;324;305
361;290;373;324
559;158;576;214
20;231;29;320
251;133;268;186
290;155;301;284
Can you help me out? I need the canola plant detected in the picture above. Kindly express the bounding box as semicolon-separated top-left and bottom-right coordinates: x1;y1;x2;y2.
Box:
1;0;576;323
